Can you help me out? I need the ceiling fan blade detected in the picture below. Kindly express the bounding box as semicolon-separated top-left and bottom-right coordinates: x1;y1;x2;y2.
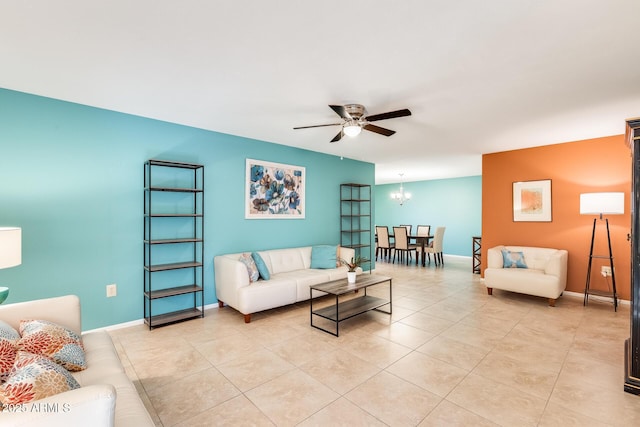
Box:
363;123;396;137
330;130;344;142
364;108;411;122
329;105;352;120
293;123;343;130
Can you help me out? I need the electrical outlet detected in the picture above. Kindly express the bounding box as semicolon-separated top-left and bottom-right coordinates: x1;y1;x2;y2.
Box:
106;284;117;297
601;266;612;277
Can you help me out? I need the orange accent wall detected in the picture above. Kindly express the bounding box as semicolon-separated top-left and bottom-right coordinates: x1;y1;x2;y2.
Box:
482;135;631;300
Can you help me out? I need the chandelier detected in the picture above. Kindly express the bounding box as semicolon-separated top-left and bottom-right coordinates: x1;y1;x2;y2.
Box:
390;173;411;205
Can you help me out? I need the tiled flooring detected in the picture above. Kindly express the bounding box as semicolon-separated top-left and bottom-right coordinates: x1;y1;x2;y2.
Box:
109;257;639;426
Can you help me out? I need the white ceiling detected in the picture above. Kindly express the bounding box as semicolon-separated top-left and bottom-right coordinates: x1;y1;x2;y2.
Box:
2;1;639;184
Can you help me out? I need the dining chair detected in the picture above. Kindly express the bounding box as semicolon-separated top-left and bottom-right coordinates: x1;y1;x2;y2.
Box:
393;226;418;265
415;225;431;265
375;226;394;261
400;224;412;235
416;225;431;237
423;226;445;266
400;224;414;245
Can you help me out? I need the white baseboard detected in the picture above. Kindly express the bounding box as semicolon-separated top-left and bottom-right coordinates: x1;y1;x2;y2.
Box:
83;302;222;334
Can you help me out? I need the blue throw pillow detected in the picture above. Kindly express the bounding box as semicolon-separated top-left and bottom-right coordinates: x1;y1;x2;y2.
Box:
502;249;527;268
251;252;270;280
311;245;338;269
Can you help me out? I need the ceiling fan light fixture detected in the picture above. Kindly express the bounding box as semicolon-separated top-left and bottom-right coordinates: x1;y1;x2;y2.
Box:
343;122;362;137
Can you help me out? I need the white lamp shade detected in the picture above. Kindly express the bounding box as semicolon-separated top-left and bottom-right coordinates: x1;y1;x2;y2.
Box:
0;227;22;269
343;124;362;137
580;192;625;215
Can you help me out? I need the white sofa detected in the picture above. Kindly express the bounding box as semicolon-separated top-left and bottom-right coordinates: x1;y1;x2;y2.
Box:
214;246;359;323
0;295;154;427
484;245;568;306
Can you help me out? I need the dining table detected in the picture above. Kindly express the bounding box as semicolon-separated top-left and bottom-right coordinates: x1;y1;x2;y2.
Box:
379;233;434;266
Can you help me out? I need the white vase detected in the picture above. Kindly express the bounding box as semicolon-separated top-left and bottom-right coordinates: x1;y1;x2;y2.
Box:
347;271;357;283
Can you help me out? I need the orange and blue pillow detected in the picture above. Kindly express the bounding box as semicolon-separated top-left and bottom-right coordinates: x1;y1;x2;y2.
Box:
0;351;80;405
18;319;87;372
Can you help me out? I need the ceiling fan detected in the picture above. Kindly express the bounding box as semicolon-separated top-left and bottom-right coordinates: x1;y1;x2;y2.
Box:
293;104;412;142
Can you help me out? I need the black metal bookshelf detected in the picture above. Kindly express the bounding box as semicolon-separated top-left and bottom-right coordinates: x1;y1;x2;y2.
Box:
144;160;204;328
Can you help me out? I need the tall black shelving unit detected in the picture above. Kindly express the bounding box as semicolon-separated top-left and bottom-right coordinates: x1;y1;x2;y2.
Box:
144;159;204;329
340;183;372;271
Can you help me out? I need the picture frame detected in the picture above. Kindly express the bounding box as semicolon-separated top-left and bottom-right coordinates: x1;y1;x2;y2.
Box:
245;158;305;219
513;179;552;222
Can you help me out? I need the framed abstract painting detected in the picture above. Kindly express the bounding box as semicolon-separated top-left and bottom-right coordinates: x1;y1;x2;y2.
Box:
245;159;305;219
513;179;552;222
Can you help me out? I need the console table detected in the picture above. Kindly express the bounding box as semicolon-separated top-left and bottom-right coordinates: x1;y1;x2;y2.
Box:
309;274;392;336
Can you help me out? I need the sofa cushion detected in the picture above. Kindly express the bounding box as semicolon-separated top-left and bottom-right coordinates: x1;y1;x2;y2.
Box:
252;252;271;280
71;331;125;385
258;247;310;274
502;249;527;268
239;253;260;282
0;350;81;405
237;276;297;314
310;245;338;269
18;319;87;372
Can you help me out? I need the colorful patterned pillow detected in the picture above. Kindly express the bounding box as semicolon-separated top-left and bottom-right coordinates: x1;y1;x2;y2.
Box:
18;320;87;371
0;351;80;405
502;249;528;268
0;320;19;340
0;338;18;381
239;253;260;282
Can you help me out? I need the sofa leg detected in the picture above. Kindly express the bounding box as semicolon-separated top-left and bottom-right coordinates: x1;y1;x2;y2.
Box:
487;287;493;295
548;298;556;307
244;314;251;323
218;300;224;308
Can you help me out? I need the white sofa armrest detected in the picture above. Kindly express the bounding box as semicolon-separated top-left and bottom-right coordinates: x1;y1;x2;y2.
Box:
0;384;116;427
338;247;356;264
214;254;251;308
0;295;81;335
486;246;505;269
544;250;568;279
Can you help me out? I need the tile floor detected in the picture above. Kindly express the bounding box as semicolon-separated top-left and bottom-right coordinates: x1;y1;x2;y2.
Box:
109;256;640;426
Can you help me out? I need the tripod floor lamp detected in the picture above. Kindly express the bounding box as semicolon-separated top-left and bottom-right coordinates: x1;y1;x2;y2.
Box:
580;192;624;311
0;227;22;304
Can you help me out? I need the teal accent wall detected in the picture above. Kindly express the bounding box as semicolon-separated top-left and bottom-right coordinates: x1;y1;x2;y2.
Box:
0;88;374;330
375;176;481;256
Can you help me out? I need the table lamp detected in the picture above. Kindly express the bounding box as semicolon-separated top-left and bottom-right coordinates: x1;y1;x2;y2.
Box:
580;192;624;310
0;227;22;304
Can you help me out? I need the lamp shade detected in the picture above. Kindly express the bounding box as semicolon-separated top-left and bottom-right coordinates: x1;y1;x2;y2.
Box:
343;123;362;137
0;227;22;269
580;192;625;215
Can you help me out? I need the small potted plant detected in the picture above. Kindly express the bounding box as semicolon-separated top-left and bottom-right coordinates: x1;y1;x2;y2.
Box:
340;256;369;283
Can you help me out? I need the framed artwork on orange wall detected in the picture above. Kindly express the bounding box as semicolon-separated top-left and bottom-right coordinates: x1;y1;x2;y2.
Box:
513;179;552;222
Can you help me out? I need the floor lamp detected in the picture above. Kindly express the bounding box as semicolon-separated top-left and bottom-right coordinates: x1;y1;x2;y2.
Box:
0;227;22;304
580;192;624;311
